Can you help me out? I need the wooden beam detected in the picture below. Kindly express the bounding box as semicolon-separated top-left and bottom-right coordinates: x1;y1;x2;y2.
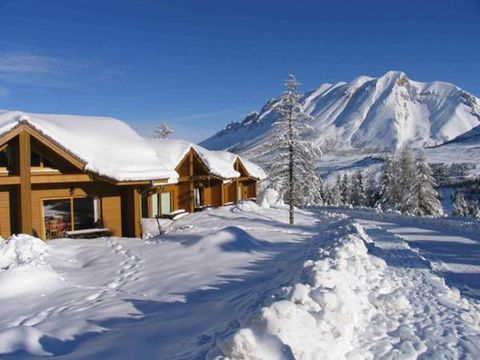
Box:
178;175;225;182
0;176;20;185
132;188;142;238
220;180;225;205
189;151;194;213
115;180;153;186
31;173;94;184
19;131;32;234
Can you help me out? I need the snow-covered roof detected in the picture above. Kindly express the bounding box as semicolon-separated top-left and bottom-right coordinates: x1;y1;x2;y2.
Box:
147;138;241;179
145;138;192;170
0;110;266;184
238;157;268;180
0;110;177;183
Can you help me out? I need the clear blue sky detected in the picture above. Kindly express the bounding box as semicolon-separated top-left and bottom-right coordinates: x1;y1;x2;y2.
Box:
0;0;479;142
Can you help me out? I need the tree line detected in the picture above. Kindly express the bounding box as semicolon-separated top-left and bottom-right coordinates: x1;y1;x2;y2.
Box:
320;147;443;217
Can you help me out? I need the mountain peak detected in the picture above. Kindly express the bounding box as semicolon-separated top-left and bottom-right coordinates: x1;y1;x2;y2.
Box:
200;73;480;154
382;70;407;79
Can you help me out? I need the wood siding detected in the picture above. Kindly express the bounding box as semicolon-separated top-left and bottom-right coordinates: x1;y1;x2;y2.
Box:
223;181;237;203
0;188;11;238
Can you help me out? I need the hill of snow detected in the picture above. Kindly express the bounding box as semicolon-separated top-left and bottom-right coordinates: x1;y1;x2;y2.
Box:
200;71;480;155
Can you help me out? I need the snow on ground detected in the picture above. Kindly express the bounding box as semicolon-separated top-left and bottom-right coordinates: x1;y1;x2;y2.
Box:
0;204;479;359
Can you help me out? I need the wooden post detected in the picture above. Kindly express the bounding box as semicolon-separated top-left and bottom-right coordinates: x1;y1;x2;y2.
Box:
19;131;32;234
133;188;142;238
220;181;225;205
189;151;194;213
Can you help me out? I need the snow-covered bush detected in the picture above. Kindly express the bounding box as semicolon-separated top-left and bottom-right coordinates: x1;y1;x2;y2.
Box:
0;234;47;270
257;187;285;208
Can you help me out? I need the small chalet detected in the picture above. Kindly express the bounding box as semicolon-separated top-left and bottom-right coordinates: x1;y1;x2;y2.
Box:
0;111;266;240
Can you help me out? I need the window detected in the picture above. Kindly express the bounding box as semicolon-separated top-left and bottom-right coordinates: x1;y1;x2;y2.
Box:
74;197;100;230
43;199;71;239
0;147;9;168
151;193;159;217
43;197;100;239
160;192;171;214
30;151;57;169
194;187;203;208
237;185;243;201
150;192;172;217
31;152;41;167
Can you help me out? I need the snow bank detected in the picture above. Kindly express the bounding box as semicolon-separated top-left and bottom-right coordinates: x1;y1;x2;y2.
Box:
218;222;386;359
0;234;47;269
0;235;65;300
141;218;174;239
257;188;285;208
216;219;480;359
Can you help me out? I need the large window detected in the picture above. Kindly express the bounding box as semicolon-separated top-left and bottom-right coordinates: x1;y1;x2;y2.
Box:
43;197;100;239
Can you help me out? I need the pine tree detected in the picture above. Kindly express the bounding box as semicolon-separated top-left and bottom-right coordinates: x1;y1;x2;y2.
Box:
377;155;401;210
265;74;321;224
397;147;418;213
322;182;333;205
452;192;468;216
340;173;351;205
364;169;380;207
407;153;443;216
153;122;174;139
468;200;479;217
329;174;343;206
351;171;367;207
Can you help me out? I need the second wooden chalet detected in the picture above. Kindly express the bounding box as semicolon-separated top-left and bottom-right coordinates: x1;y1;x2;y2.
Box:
143;139;265;217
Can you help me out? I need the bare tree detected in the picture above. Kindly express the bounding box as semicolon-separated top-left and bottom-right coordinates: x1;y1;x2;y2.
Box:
153;122;174;139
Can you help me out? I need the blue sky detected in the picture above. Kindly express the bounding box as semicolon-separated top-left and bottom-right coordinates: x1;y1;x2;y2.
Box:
0;0;479;142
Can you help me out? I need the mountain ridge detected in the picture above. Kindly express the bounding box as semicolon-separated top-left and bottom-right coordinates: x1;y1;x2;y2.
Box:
200;71;480;158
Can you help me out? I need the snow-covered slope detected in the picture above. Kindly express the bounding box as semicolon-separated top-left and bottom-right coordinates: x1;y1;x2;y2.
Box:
200;71;480;155
423;124;480;176
1;205;479;358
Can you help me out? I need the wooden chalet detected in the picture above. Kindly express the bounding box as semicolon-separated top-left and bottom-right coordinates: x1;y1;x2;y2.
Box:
0;112;266;240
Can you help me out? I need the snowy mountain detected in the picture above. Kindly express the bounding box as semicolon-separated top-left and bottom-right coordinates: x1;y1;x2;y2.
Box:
200;71;480;155
445;124;480;145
